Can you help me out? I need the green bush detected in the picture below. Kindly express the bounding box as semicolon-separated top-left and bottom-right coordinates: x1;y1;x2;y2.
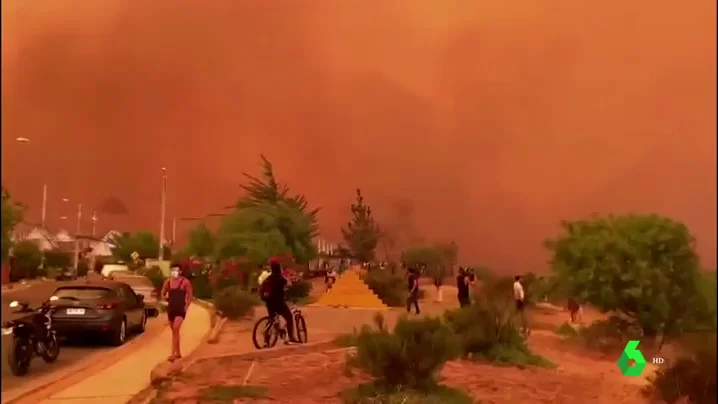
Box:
443;294;553;367
138;265;165;291
213;285;261;320
646;332;716;404
349;313;459;391
577;316;643;353
286;279;312;302
364;270;407;307
191;272;213;300
555;322;579;337
44;249;72;269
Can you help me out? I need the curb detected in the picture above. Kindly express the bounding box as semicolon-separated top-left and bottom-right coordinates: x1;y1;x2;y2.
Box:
3;318;167;404
207;317;228;344
128;303;216;404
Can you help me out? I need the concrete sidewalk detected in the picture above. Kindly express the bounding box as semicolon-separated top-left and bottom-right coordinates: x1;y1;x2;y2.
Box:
40;303;211;404
1;278;48;295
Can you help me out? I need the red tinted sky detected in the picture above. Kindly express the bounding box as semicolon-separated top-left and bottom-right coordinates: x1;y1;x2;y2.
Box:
2;1;716;272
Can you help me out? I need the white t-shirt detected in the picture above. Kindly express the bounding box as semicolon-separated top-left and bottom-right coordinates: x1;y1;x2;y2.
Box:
513;281;525;301
257;270;272;286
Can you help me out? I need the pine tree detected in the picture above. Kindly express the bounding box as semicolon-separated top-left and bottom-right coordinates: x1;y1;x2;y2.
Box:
341;189;381;263
233;155;320;263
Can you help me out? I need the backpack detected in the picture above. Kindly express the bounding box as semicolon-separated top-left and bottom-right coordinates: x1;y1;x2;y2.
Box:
259;277;273;299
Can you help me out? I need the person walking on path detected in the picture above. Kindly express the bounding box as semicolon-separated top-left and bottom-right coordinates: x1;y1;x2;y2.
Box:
406;267;421;315
161;263;193;362
567;297;583;323
457;267;472;307
513;275;529;336
325;267;338;291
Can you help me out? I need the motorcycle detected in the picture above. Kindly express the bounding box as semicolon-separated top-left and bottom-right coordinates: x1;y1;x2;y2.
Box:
1;298;60;376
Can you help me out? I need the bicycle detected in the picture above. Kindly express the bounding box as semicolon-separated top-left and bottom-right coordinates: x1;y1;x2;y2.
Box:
252;305;308;349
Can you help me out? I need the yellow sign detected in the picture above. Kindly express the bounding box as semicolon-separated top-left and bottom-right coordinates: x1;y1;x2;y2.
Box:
130;251;140;261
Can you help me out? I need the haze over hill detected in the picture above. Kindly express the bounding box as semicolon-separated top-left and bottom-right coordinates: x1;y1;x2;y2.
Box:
2;1;715;272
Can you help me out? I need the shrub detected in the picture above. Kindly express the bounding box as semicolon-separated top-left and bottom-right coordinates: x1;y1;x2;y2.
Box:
11;240;43;279
555;322;579;337
364;270;407;307
286;279;312;302
209;260;250;292
444;294;553;367
44;249;72;269
646;332;716;404
349;313;459;391
213;285;261;320
138;265;166;291
191;272;214;300
578;316;643;353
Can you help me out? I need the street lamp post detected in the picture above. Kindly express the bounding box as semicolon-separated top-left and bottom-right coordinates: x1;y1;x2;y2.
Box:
91;211;98;237
41;184;48;229
14;137;49;230
158;168;167;261
73;203;82;273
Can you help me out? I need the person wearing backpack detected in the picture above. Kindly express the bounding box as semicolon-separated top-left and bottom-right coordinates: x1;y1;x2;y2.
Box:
259;259;300;343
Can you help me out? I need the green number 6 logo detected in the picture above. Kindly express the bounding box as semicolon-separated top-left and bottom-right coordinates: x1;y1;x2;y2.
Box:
617;340;647;376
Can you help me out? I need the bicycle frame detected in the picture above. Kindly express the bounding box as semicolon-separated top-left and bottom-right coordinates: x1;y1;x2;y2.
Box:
263;307;302;338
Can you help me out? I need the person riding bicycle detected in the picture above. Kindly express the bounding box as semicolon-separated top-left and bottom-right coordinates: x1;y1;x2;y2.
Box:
259;258;300;343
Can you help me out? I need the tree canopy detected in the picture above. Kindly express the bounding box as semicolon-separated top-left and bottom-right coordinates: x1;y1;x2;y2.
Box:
216;155;319;264
341;189;381;263
2;187;24;263
402;242;458;286
110;231;163;261
12;240;42;278
216;202;305;263
545;213;714;336
237;155;319;239
184;223;216;258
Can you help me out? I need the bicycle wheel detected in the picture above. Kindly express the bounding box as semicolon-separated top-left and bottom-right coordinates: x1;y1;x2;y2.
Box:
252;316;278;349
295;314;308;343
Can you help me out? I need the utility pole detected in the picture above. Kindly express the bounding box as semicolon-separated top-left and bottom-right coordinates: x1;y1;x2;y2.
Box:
172;217;177;247
41;184;48;229
158;168;167;261
91;211;98;237
73;203;82;272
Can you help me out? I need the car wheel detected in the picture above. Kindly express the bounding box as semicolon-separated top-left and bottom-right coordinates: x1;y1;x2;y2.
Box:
137;311;147;334
111;318;127;346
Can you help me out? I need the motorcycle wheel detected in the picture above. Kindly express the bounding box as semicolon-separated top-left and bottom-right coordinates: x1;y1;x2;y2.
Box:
42;333;60;363
8;337;32;376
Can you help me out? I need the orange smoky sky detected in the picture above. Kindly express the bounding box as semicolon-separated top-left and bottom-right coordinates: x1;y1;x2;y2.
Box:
1;1;716;272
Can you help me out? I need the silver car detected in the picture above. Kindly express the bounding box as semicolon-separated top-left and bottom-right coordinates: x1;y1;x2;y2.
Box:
109;274;160;317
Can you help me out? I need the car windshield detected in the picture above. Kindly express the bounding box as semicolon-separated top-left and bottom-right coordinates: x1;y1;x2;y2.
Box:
53;287;115;300
116;277;153;288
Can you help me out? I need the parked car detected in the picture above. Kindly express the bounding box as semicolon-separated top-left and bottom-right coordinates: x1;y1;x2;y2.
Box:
109;273;160;317
100;264;130;280
55;268;77;281
48;280;147;346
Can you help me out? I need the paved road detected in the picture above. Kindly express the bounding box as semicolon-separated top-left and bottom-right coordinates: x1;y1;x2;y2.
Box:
0;281;161;392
